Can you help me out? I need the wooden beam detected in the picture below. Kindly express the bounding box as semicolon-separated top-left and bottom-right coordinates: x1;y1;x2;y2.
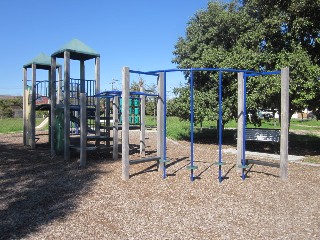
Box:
30;63;36;149
237;72;244;173
140;86;146;157
80;93;87;167
113;96;119;160
47;68;51;144
280;67;289;180
157;72;165;172
80;60;85;93
129;156;160;165
57;66;62;103
23;67;27;146
64;51;70;161
50;57;57;156
122;67;130;180
95;57;101;145
105;98;111;148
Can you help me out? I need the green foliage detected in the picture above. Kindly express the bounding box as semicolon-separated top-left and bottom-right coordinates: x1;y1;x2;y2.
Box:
145;83;157;117
130;80;142;92
0;97;22;118
131;79;158;117
169;85;219;127
172;0;320;124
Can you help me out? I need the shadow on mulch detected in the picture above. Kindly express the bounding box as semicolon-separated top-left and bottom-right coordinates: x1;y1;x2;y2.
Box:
0;142;112;240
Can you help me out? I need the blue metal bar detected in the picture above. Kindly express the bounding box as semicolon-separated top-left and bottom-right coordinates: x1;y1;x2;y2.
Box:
70;78;96;82
94;90;158;98
190;70;195;181
129;70;159;76
242;73;247;180
163;72;167;179
130;91;158;97
218;71;223;183
129;68;259;75
245;71;281;77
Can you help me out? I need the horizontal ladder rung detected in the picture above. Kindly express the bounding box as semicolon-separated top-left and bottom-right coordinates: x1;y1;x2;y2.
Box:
70;146;97;151
86;136;113;141
129;157;161;165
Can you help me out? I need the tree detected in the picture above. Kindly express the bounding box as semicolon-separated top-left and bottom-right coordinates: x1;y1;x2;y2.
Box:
0;99;14;118
172;0;320;123
144;83;157;117
169;85;218;127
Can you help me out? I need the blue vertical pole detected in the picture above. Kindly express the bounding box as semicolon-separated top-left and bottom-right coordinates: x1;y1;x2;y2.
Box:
242;73;247;180
218;71;223;183
163;72;167;179
190;71;195;181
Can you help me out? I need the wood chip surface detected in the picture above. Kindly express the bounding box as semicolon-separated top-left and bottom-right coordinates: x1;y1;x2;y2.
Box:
0;131;319;239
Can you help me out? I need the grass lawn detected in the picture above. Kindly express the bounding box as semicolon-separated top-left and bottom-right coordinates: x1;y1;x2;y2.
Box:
0;118;44;134
1;116;319;164
146;116;320;164
146;116;320;138
303;156;320;164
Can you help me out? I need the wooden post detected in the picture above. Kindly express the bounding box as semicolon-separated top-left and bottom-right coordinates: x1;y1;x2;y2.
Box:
79;60;87;166
122;67;130;180
113;96;119;160
47;69;51;144
95;57;101;145
157;72;165;172
23;67;27;146
30;63;36;149
140;86;146;157
80;60;85;93
106;98;111;147
64;51;70;161
57;66;62;103
50;57;57;156
80;93;87;167
237;72;244;173
280;67;289;180
78;59;85;129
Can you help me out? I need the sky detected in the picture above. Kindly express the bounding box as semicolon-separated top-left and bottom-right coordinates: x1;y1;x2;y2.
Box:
0;0;215;97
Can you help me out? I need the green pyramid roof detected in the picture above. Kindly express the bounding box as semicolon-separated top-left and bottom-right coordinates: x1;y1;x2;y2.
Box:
24;52;61;70
51;39;100;60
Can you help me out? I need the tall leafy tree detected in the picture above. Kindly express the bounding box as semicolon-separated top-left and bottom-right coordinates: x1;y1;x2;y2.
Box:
172;0;320;123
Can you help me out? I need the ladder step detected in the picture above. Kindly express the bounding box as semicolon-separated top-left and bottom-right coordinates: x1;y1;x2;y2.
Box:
129;157;161;165
214;162;226;166
87;116;112;120
70;146;97;151
186;165;198;170
159;159;170;163
99;125;141;130
238;165;249;169
86;135;113;141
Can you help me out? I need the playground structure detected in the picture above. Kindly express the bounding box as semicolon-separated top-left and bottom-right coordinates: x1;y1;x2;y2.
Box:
120;67;289;181
23;39;289;182
23;40;109;165
23;53;62;149
23;39;155;168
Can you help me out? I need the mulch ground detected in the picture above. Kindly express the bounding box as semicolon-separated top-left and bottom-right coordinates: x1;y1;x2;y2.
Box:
0;131;319;239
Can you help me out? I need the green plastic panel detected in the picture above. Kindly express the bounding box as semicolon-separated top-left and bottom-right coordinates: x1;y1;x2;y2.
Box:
134;99;140;106
134;116;140;124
